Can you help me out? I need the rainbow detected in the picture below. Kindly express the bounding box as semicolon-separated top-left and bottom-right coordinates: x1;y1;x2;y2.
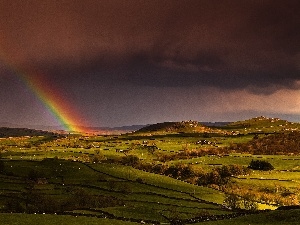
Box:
0;54;90;133
19;68;90;133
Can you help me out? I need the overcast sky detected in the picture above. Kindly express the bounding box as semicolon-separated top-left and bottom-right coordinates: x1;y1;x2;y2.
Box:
0;0;299;127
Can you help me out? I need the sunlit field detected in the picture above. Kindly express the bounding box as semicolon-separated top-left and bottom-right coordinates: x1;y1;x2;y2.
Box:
1;117;300;224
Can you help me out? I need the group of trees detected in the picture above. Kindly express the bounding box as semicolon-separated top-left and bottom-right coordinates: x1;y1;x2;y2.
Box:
223;132;300;155
117;155;198;181
118;155;252;187
224;194;258;211
223;184;299;208
156;148;221;162
153;131;300;161
122;157;196;180
197;164;250;186
117;155;282;211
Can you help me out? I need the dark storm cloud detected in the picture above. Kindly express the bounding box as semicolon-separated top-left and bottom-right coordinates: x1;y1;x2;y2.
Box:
0;0;299;93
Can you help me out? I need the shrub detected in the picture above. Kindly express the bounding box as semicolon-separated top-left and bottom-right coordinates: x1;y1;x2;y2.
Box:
91;154;106;163
248;159;274;171
216;164;250;177
197;165;250;186
27;169;46;182
165;164;195;179
0;160;4;173
121;155;140;166
136;178;143;183
4;198;25;213
224;194;258;211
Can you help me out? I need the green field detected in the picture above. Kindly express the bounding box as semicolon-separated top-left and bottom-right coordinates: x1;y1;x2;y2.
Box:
1;117;300;224
196;209;300;225
0;213;139;225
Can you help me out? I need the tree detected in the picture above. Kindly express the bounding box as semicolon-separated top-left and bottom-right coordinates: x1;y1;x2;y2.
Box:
243;198;258;211
4;198;24;212
27;169;45;182
146;145;158;154
224;194;258;211
91;153;106;163
177;164;195;179
165;165;179;178
197;165;250;186
151;164;167;174
224;194;242;210
121;155;140;166
248;160;274;171
0;160;4;174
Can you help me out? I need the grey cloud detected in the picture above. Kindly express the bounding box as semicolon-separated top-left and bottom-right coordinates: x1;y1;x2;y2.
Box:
0;0;299;94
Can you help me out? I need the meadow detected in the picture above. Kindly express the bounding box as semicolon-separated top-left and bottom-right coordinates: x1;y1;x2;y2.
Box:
1;117;300;224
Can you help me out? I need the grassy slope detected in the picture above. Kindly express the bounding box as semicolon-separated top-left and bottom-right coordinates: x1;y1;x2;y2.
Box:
1;116;300;224
0;159;227;223
0;213;139;225
196;209;300;225
224;116;300;133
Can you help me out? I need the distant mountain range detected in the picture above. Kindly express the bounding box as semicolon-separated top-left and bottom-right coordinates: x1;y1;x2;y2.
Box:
0;121;229;137
0;122;146;133
133;116;300;134
200;122;231;127
2;116;298;136
0;121;231;133
0;127;56;138
0;122;62;131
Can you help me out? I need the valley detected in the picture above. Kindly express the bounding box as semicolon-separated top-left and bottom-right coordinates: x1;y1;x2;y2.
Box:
1;116;300;224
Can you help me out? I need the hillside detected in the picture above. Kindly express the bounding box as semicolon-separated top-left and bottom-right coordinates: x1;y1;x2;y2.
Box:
0;127;56;138
223;116;300;134
135;120;215;134
223;131;300;155
1;116;300;224
134;117;300;136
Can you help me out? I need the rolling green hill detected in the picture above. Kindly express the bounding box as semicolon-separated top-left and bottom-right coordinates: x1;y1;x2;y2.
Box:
0;127;57;138
135;120;216;134
223;116;300;134
1;116;300;224
135;116;300;136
